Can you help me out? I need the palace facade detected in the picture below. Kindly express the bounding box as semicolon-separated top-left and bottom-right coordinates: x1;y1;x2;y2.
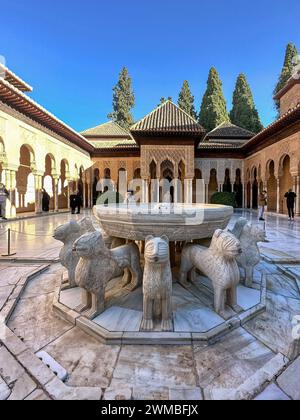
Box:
0;62;300;218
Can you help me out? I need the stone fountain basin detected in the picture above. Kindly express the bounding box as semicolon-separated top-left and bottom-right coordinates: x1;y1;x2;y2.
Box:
93;203;233;241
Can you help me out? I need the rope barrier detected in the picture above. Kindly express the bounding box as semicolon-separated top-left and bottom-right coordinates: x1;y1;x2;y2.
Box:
1;228;56;257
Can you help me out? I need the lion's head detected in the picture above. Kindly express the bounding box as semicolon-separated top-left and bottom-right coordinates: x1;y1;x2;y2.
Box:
73;230;110;258
243;224;267;243
210;229;242;258
144;235;170;264
53;220;81;243
53;217;95;243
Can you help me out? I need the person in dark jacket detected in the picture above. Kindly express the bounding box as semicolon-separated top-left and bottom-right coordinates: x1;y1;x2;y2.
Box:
285;189;297;220
70;191;82;214
42;188;50;212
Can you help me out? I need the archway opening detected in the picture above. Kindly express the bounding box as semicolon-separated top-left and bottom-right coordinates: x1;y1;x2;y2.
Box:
208;169;218;203
16;145;35;213
252;167;258;209
193;169;202;203
160;160;174;203
223;168;232;193
59;160;69;209
267;161;277;212
93;168;100;205
43;154;56;210
279;155;293;214
234;169;243;207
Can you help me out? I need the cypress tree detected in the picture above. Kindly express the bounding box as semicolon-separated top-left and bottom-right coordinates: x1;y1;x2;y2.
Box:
178;80;197;119
230;74;263;133
158;97;172;106
274;43;298;111
108;67;135;129
199;67;230;131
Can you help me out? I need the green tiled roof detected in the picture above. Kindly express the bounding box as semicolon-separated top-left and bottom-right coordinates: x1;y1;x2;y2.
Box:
206;122;254;140
91;139;137;149
81;121;132;138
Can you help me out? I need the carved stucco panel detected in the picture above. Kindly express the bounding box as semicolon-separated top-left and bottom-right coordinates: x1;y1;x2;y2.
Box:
141;145;195;179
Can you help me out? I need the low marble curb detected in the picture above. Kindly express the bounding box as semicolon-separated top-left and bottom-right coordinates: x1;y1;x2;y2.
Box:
0;264;50;323
0;338;103;400
204;353;289;400
277;263;300;282
261;253;299;265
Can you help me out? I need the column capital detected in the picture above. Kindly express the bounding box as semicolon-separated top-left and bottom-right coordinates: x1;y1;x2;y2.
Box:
33;171;44;178
3;165;19;172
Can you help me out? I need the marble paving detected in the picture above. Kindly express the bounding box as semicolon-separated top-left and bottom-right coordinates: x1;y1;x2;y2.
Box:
1;210;300;400
194;328;276;391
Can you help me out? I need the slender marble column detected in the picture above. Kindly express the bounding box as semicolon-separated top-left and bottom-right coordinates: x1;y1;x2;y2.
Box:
184;179;193;203
142;179;149;203
34;174;43;214
276;179;281;214
53;177;59;212
295;176;300;216
242;183;246;208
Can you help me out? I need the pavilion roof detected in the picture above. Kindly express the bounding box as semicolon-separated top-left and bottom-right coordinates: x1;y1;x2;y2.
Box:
81;121;133;139
205;121;255;140
131;100;205;136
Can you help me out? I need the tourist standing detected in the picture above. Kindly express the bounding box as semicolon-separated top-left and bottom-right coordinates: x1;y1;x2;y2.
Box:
258;190;267;221
285;189;297;221
125;190;136;204
70;191;81;214
76;190;83;214
42;188;50;212
0;183;9;220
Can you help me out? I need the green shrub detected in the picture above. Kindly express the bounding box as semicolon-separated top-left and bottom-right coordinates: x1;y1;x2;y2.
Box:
211;192;236;207
96;191;124;206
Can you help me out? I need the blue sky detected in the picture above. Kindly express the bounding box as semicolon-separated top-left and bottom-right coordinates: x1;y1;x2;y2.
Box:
0;0;299;132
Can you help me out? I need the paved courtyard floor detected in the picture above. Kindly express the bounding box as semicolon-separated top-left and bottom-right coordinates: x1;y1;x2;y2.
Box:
0;210;299;400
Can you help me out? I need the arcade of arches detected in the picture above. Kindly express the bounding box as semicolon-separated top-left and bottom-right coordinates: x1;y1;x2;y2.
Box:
245;154;299;215
1;136;300;217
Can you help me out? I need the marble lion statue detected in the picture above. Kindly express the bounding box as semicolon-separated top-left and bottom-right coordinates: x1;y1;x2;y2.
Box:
230;217;267;288
53;218;96;289
73;230;143;320
141;235;173;332
179;229;242;318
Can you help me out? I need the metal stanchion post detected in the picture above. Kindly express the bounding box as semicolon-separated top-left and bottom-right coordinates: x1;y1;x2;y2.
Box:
2;228;16;257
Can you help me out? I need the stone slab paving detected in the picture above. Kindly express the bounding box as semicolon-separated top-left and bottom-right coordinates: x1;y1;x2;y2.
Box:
276;356;300;400
244;290;300;357
110;344;197;390
43;327;120;388
7;266;73;353
254;383;290;400
194;327;276;392
0;376;11;400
